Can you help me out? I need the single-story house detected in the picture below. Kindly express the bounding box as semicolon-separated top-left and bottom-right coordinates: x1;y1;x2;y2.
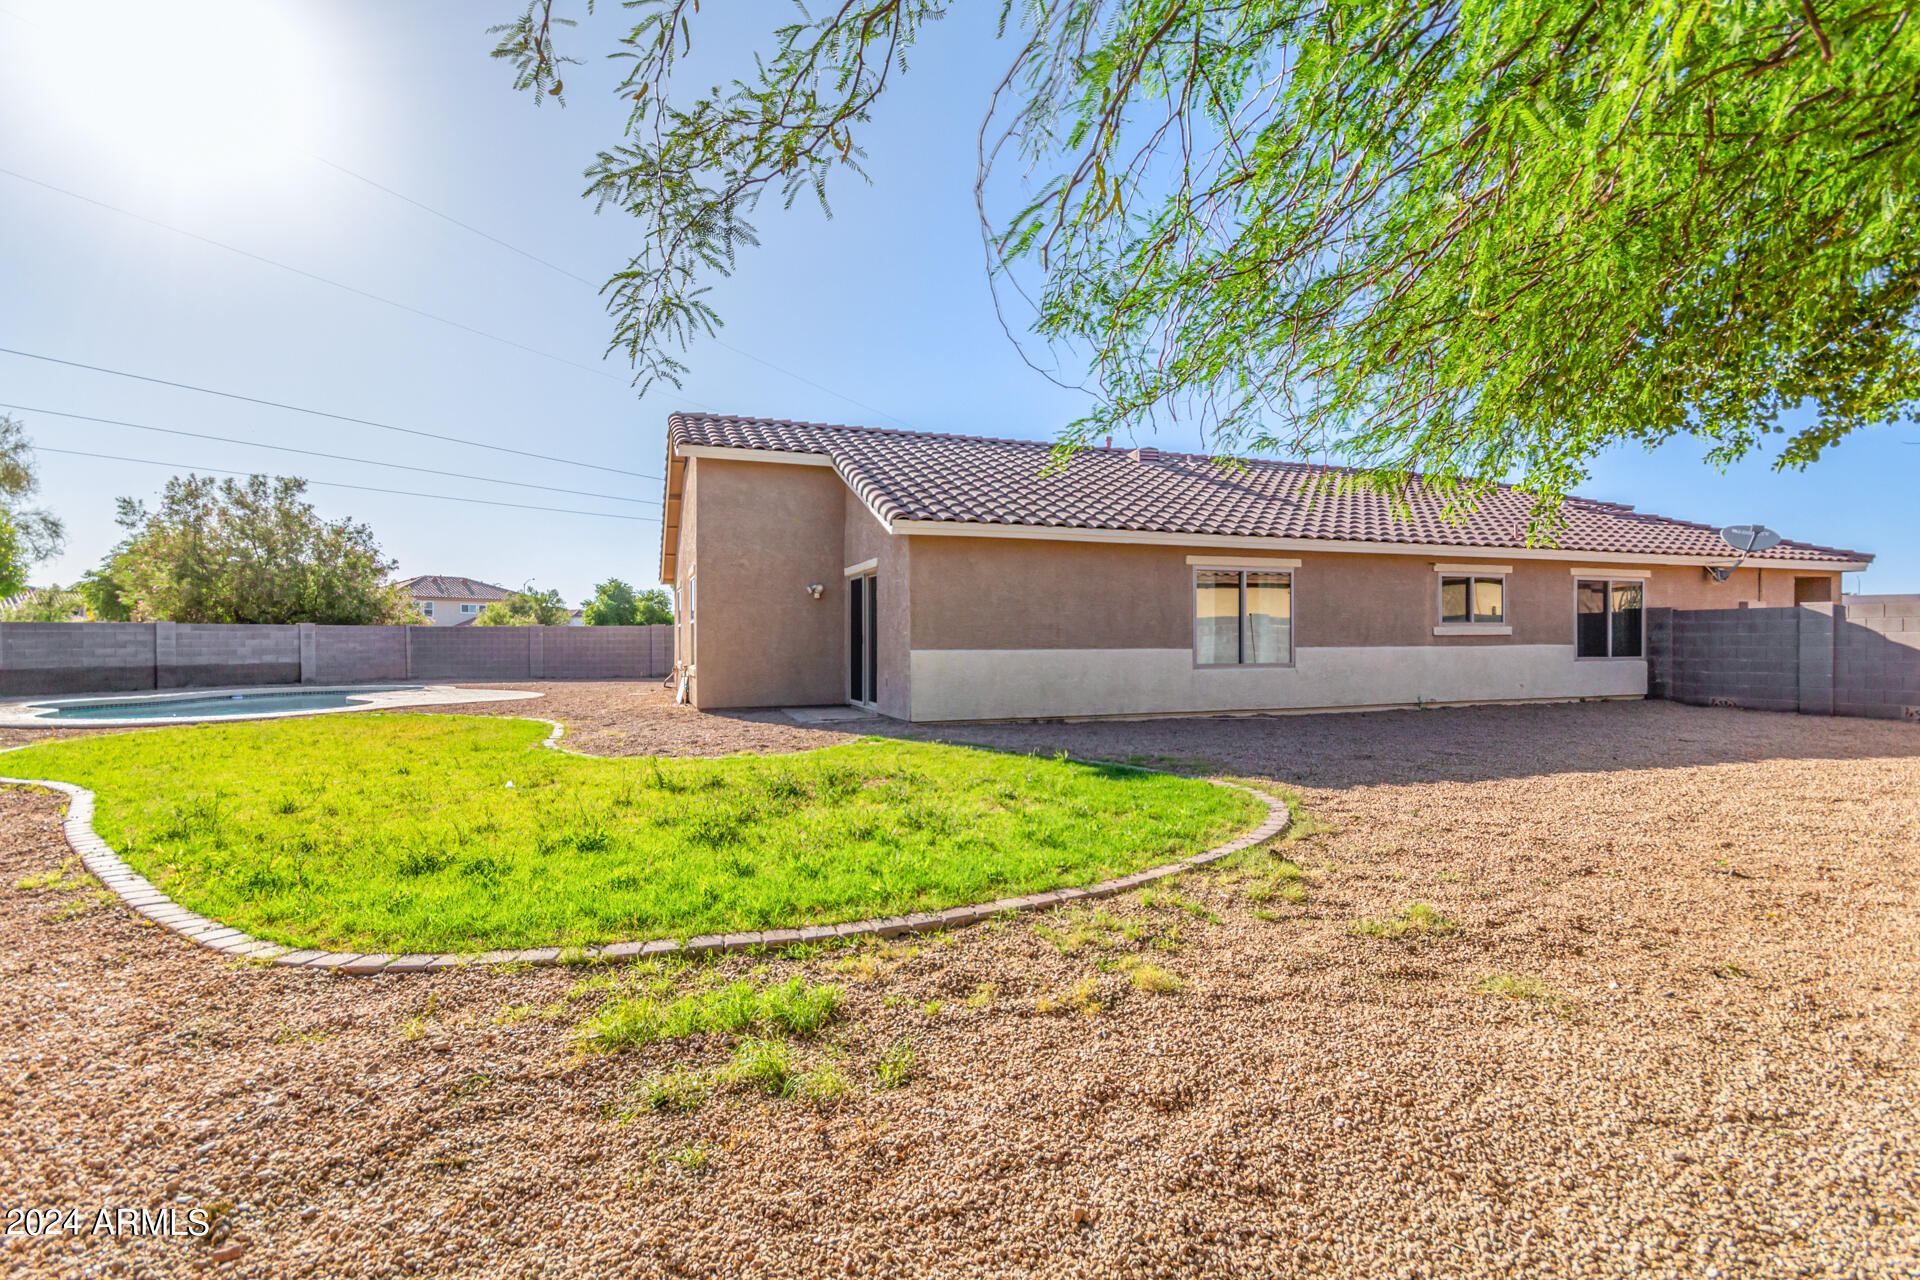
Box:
399;575;510;626
658;413;1871;722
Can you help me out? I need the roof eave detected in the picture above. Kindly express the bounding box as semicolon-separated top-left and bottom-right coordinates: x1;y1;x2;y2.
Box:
886;518;1872;569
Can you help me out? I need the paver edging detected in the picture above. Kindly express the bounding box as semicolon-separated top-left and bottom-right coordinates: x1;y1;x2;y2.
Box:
0;722;1291;976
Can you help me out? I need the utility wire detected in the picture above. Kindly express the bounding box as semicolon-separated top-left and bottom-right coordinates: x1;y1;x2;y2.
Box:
0;402;659;506
0;346;661;481
306;154;921;431
0;165;620;381
309;154;599;287
36;446;660;522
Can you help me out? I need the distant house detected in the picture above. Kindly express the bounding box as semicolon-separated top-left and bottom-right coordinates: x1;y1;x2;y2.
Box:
399;575;510;626
660;413;1871;721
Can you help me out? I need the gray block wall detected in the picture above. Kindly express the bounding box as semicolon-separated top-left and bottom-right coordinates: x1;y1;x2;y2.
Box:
165;623;301;688
0;623;158;695
1648;602;1920;721
1835;601;1920;720
0;623;673;697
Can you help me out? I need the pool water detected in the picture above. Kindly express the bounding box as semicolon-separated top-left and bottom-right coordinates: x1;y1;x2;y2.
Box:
30;688;409;722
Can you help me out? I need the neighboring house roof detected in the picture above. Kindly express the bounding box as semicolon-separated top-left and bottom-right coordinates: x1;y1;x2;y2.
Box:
398;576;511;602
662;413;1871;579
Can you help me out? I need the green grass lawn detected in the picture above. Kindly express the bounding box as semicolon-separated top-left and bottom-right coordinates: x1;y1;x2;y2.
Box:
4;714;1258;953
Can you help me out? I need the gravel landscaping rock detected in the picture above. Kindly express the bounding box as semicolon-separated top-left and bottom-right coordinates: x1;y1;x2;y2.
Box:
2;688;1915;1278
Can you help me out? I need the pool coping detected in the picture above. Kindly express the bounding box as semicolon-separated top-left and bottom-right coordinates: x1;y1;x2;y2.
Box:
0;683;542;728
0;719;1292;975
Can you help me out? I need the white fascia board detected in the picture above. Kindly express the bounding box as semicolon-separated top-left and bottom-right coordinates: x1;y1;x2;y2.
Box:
1433;563;1513;574
889;519;1867;569
1186;554;1301;568
673;444;834;467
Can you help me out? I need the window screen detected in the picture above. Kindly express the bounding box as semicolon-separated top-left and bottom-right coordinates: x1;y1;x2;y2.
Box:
1244;572;1291;664
1576;580;1609;657
1194;570;1241;666
1472;577;1504;623
1610;581;1644;658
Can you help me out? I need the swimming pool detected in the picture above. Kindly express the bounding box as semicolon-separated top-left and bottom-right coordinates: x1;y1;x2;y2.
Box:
27;687;413;722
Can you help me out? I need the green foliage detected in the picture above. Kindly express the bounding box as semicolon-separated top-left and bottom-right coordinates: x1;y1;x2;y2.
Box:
582;578;674;626
1350;902;1460;940
626;1065;710;1114
0;584;88;622
475;585;572;626
873;1036;916;1089
497;2;1920;521
8;716;1257;953
103;473;417;624
579;974;843;1051
76;562;134;622
0;415;64;594
722;1037;799;1095
0;514;24;601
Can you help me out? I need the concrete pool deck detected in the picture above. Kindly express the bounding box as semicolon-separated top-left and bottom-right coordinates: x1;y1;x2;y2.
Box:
0;683;541;728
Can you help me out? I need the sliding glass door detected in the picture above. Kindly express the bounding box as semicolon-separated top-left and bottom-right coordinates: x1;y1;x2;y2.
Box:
848;574;878;705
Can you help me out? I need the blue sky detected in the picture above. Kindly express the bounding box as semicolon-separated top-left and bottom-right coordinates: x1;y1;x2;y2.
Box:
3;0;1912;602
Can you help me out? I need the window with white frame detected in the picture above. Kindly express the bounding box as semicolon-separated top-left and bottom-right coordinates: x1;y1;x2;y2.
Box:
420;601;434;618
1575;579;1644;658
461;603;479;615
1439;575;1504;624
1193;567;1292;666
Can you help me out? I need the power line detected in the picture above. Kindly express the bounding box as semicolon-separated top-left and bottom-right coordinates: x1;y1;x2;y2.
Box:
36;446;660;523
0;165;620;382
308;154;600;287
0;346;661;481
306;154;922;431
0;402;659;506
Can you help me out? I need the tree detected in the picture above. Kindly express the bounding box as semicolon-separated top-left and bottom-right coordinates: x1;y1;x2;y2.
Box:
0;415;64;593
492;2;1920;526
76;560;135;622
582;577;673;625
475;585;573;626
0;514;24;601
0;585;88;622
107;474;419;624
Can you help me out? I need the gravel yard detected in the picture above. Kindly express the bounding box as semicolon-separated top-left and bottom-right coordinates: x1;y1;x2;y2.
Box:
2;686;1916;1278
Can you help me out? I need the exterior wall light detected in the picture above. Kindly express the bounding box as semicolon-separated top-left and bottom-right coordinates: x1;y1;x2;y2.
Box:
806;584;825;599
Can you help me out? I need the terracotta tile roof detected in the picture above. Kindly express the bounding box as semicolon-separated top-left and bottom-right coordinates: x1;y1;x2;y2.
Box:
398;575;511;602
668;413;1870;565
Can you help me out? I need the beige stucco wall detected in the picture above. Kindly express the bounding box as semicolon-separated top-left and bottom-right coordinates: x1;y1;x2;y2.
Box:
843;489;912;719
909;538;1625;651
1647;564;1842;610
682;458;847;709
674;459;698;685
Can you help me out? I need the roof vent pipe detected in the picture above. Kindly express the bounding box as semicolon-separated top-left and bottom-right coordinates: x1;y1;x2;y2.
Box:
1129;446;1160;464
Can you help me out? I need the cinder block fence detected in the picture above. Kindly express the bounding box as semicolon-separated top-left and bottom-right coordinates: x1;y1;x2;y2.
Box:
0;622;674;697
1648;602;1920;721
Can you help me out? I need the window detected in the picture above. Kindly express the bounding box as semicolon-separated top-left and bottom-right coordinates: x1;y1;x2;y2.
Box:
1194;568;1292;666
420;601;434;618
460;603;479;615
1576;579;1643;658
1439;576;1504;625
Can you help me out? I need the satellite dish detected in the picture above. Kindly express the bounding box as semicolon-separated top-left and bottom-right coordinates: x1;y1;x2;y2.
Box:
1720;524;1782;554
1709;523;1782;581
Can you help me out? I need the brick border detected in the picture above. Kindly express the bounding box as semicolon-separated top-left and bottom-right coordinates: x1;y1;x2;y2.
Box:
0;721;1289;976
